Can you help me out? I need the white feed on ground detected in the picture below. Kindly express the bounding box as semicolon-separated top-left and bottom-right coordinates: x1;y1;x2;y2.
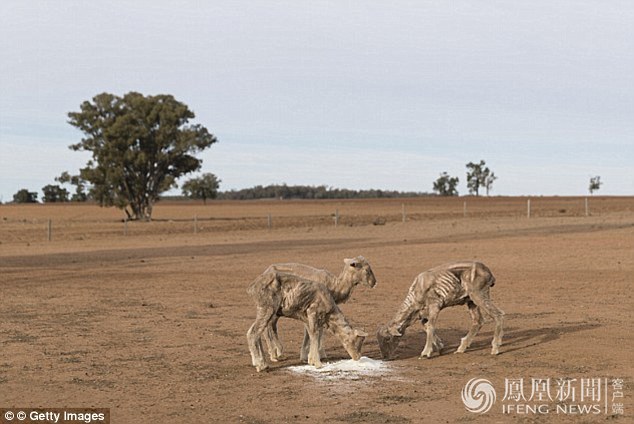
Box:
286;356;388;380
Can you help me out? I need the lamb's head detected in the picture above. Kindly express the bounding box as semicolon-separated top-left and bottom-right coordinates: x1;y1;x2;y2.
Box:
343;256;377;288
376;325;402;359
339;328;368;361
326;310;368;360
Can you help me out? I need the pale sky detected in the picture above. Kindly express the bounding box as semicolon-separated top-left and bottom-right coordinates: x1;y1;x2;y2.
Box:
1;0;633;201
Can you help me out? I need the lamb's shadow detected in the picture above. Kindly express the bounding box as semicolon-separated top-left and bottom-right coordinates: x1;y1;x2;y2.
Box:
374;320;601;361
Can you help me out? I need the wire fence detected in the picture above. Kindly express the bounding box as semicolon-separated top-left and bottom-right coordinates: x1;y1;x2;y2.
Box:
1;196;632;244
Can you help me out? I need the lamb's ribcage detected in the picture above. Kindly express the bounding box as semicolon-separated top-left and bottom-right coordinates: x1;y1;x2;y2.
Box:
430;270;469;308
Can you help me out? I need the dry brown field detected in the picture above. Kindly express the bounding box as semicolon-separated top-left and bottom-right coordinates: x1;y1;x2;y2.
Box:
1;196;633;423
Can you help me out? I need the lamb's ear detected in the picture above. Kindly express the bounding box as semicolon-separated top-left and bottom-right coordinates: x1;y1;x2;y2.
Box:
354;329;368;337
388;328;402;337
344;258;357;267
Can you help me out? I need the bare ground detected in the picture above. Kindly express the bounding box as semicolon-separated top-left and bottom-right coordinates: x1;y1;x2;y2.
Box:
1;197;633;423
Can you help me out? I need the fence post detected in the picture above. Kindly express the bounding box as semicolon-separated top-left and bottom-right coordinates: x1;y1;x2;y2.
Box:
401;203;406;223
527;199;531;218
585;197;589;217
267;213;272;230
47;219;52;241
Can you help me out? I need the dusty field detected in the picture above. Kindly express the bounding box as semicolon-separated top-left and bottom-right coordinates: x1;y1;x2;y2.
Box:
0;197;633;423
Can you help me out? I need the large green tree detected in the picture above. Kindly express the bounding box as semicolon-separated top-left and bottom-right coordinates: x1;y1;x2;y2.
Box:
68;92;217;220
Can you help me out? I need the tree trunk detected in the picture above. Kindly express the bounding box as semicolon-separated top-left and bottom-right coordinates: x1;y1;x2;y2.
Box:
126;197;153;221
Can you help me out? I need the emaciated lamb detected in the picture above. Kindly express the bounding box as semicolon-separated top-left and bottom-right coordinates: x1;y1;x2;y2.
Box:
262;256;376;362
377;261;504;359
247;270;367;372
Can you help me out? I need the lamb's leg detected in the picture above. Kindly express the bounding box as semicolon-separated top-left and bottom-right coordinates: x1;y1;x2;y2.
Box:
301;324;326;362
318;327;327;359
432;330;444;352
455;301;484;353
306;315;323;368
300;327;310;362
264;315;284;362
247;327;267;371
247;322;260;367
420;304;440;358
421;317;444;352
246;306;275;372
469;291;504;355
487;300;504;355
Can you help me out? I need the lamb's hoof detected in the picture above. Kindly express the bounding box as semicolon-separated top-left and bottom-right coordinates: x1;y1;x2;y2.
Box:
419;352;433;359
255;364;269;372
270;354;286;362
491;348;500;355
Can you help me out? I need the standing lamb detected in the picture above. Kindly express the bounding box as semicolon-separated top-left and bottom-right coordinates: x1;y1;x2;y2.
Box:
247;270;367;372
377;261;504;359
262;256;376;362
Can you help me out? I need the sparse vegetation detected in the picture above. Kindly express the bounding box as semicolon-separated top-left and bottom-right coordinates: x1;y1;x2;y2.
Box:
56;171;90;202
466;160;496;196
433;172;459;196
218;184;428;200
589;176;602;194
41;184;69;203
181;173;221;204
12;189;38;203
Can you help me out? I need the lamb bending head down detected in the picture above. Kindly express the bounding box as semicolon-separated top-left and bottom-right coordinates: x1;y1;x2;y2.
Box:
376;325;402;359
326;308;368;361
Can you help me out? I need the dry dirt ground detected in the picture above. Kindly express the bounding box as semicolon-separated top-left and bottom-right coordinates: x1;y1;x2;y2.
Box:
1;197;633;423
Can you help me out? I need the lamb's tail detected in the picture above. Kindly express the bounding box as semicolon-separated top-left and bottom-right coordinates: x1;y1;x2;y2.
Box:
471;262;496;287
247;271;280;298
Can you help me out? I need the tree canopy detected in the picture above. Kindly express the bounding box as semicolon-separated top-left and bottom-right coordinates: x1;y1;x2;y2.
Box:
217;184;428;200
67;92;217;220
181;173;221;204
466;160;496;196
42;184;69;203
13;189;38;203
56;171;89;201
589;176;602;194
433;172;459;196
